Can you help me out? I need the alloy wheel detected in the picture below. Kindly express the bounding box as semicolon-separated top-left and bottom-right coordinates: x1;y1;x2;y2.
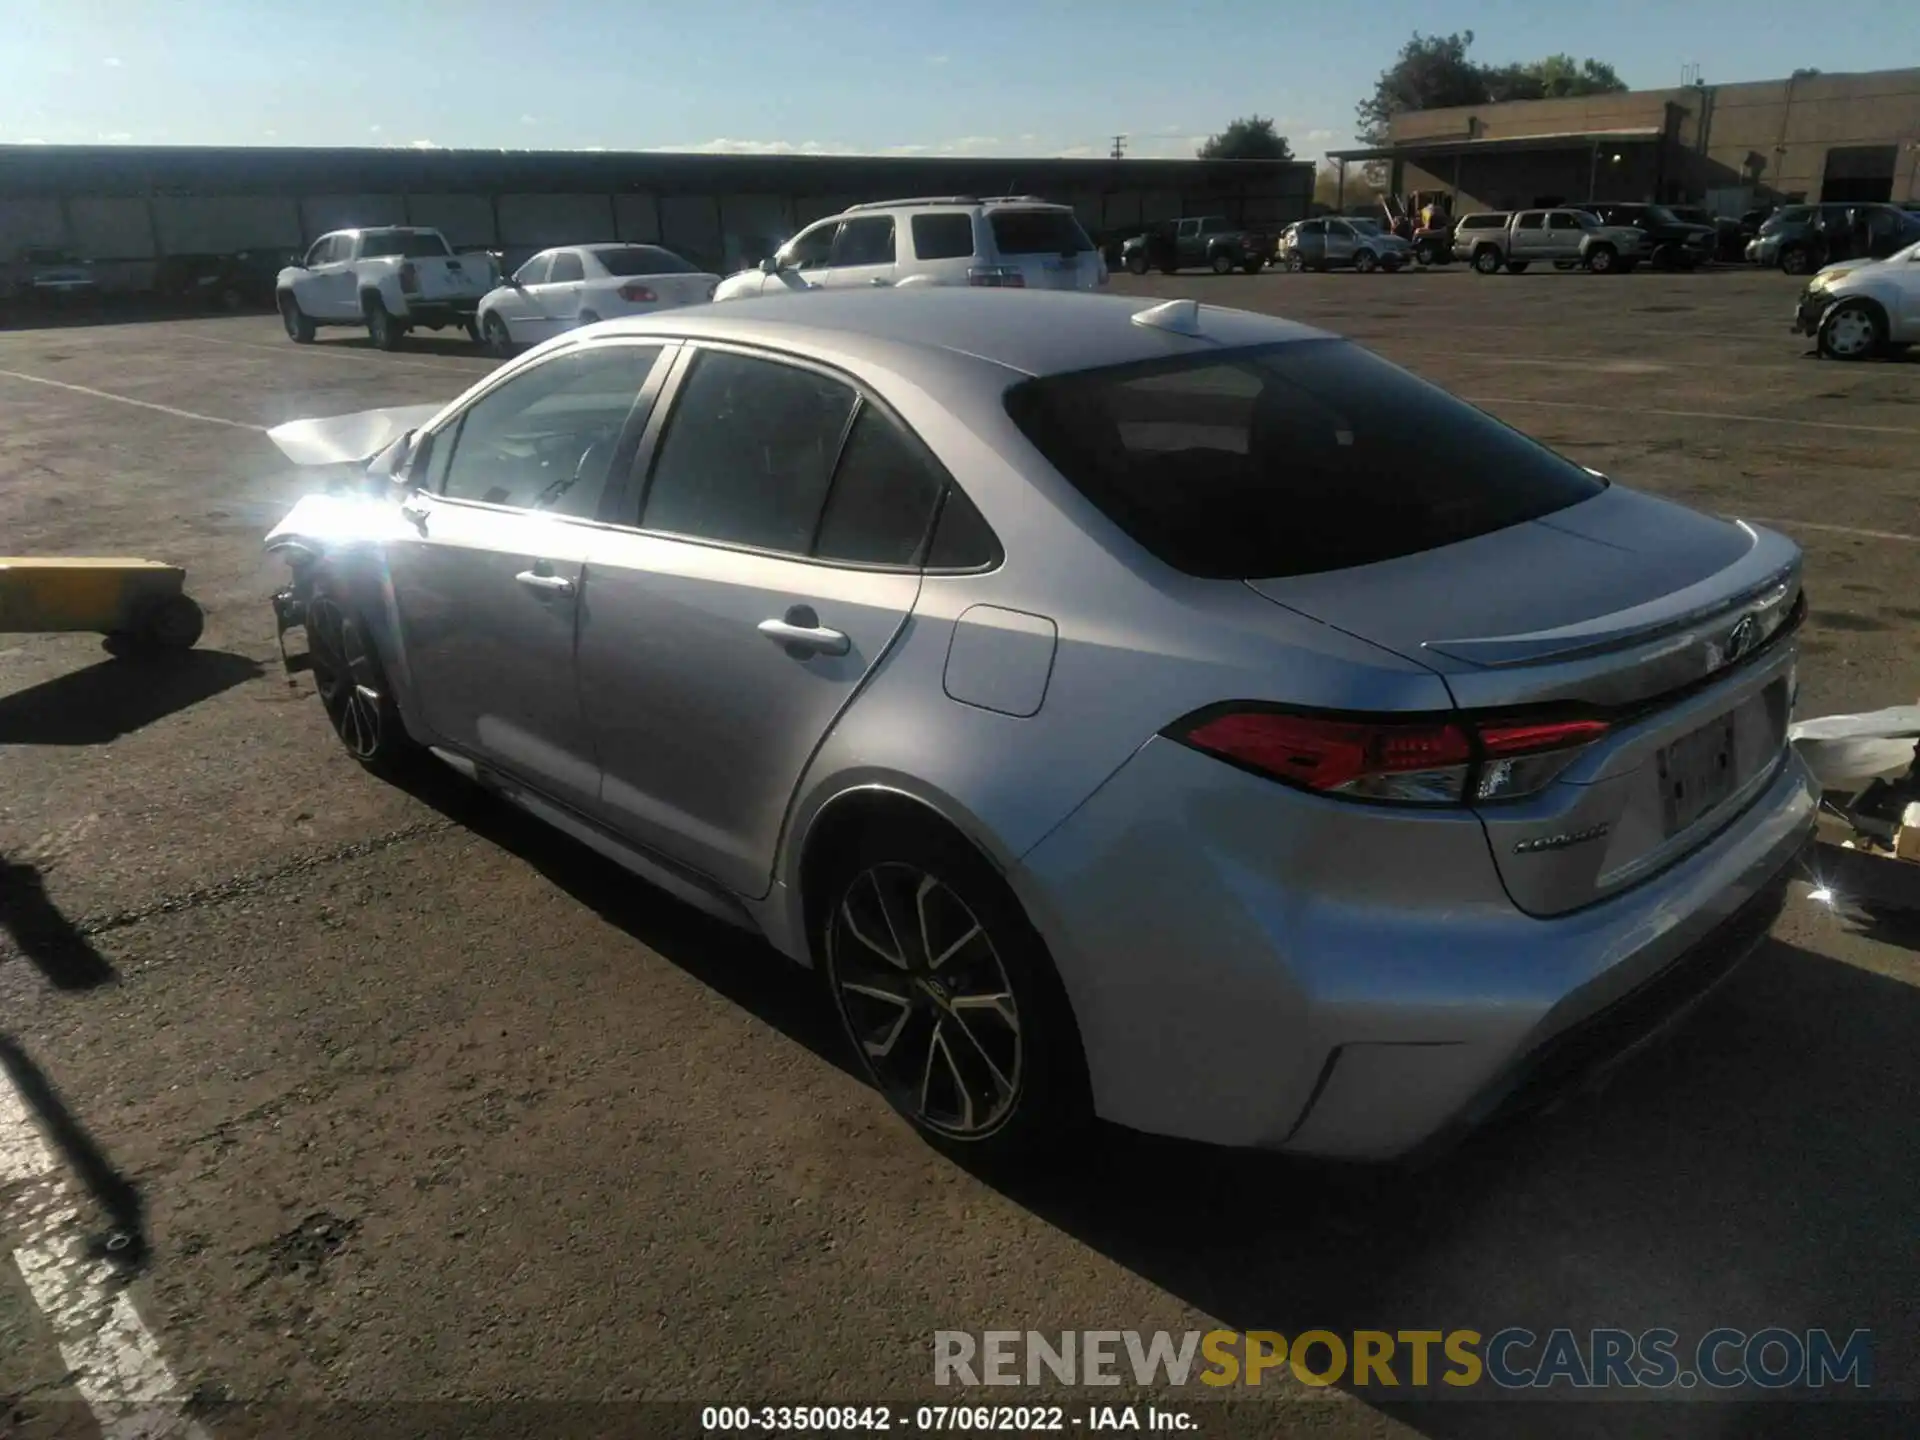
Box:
829;863;1022;1140
306;596;384;760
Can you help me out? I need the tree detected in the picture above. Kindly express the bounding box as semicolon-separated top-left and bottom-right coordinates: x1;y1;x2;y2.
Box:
1355;31;1487;146
1313;162;1381;212
1197;116;1293;161
1356;31;1628;144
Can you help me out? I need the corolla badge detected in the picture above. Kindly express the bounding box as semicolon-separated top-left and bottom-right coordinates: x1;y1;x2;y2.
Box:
1513;822;1612;855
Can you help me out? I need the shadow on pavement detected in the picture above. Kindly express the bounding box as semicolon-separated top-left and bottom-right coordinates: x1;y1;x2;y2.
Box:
0;1034;149;1269
391;762;859;1081
0;650;261;745
328;333;491;361
382;761;1918;1435
0;856;115;991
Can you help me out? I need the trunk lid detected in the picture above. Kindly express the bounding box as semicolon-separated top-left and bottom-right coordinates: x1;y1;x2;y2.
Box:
647;274;720;308
988;207;1101;291
1247;486;1803;915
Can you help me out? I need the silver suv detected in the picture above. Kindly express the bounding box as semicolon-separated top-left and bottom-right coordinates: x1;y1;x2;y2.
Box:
713;196;1108;300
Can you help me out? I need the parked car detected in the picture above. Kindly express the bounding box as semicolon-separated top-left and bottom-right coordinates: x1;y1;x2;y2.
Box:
477;244;719;356
159;248;295;311
1454;208;1645;274
1581;203;1718;270
1121;215;1269;275
1793;237;1920;360
277;227;498;349
1666;205;1746;263
262;288;1815;1166
1748;202;1920;275
9;247;98;304
1278;217;1411;272
714;196;1106;302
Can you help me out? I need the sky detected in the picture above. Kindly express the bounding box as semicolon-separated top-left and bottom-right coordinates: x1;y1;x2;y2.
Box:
1;0;1913;164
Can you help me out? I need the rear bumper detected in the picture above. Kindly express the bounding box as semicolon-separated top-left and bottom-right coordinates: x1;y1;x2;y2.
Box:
399;298;482;326
1015;736;1817;1159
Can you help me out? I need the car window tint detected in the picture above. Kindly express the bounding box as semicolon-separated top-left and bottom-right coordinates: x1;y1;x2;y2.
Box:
911;212;976;260
359;229;451;259
515;254;552;286
1517;213;1544;230
813;405;946;566
991;210;1094;254
642;351;858;553
1549;212;1581;230
305;237;334;266
784;223;838;271
831;217;895;267
1004;339;1605;581
925;484;1000;570
436;344;661;517
548;251;585;283
592;245;700;276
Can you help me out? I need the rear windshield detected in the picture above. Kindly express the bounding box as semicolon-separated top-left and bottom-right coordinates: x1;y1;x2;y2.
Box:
1004;340;1606;580
990;209;1094;255
1774;206;1812;224
591;245;699;276
358;229;452;259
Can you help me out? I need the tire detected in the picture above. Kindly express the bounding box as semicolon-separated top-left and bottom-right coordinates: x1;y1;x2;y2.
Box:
304;576;422;775
1414;244;1435;267
1817;300;1886;362
1285;252;1306;272
1241;258;1264;275
279;292;316;343
1354;249;1378;273
1585;245;1616;274
1210;252;1234;275
1124;251;1149;276
1779;245;1813;276
817;822;1092;1168
1505;260;1530;274
117;593;204;652
464;317;482;344
1473;247;1502;275
482;311;514;358
364;295;403;351
1619;259;1640;273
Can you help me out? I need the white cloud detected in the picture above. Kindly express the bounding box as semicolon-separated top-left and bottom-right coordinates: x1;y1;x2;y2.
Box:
519;113;538;125
654;138;861;155
1305;128;1336;143
408;139;438;149
103;56;123;67
100;130;132;142
18;137;47;144
369;124;382;133
264;127;278;137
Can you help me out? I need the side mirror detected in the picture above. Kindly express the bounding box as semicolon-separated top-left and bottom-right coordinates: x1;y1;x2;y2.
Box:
760;256;781;275
368;429;422;487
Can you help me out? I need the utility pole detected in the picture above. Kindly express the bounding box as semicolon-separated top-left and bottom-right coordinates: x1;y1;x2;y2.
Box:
1109;134;1127;161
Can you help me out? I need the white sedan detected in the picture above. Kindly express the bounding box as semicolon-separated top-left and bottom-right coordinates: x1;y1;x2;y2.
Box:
476;244;719;354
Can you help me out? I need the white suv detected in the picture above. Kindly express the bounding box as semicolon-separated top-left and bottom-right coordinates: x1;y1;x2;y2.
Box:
712;196;1108;301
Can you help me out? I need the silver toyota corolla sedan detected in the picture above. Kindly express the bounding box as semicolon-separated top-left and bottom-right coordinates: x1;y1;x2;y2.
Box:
263;288;1816;1165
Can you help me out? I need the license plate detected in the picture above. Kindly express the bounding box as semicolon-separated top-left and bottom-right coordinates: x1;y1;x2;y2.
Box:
1657;714;1739;836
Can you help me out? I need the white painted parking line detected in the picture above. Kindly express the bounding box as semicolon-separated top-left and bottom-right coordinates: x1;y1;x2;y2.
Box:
1463;393;1920;437
0;1070;208;1440
1746;517;1920;545
0;368;266;432
171;331;487;375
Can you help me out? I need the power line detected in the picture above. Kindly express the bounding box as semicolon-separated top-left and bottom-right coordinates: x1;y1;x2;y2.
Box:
1109;134;1127;160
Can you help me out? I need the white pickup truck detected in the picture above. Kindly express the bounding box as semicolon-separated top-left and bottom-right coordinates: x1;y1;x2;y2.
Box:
276;227;497;349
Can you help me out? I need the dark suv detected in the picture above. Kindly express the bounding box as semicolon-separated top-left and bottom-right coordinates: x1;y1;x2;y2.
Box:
1748;202;1920;274
1581;203;1718;270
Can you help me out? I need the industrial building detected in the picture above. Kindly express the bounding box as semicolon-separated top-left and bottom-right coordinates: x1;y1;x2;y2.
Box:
0;145;1313;293
1329;65;1920;216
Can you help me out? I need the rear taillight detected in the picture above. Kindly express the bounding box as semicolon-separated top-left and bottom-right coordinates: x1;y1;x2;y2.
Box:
619;282;657;303
1169;707;1612;806
967;266;1026;287
399;262;419;294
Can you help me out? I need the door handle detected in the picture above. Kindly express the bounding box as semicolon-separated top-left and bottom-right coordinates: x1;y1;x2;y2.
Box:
515;569;576;597
758;605;849;657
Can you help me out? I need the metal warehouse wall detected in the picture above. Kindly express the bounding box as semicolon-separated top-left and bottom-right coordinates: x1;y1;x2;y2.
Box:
1389;66;1920;211
0;146;1313;288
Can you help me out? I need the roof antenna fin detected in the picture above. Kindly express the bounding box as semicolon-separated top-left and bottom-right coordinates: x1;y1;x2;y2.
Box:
1130;299;1205;336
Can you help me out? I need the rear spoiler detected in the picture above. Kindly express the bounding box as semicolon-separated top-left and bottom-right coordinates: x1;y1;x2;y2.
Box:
266;403;445;467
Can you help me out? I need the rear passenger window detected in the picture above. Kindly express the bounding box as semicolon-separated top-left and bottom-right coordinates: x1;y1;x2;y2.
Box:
548;251;585;283
1517;213;1544;230
925;485;1000;570
911;212;977;260
813;406;946;566
642;351;858;553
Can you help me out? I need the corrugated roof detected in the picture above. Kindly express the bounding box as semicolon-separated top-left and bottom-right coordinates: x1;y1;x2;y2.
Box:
1327;127;1666;163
